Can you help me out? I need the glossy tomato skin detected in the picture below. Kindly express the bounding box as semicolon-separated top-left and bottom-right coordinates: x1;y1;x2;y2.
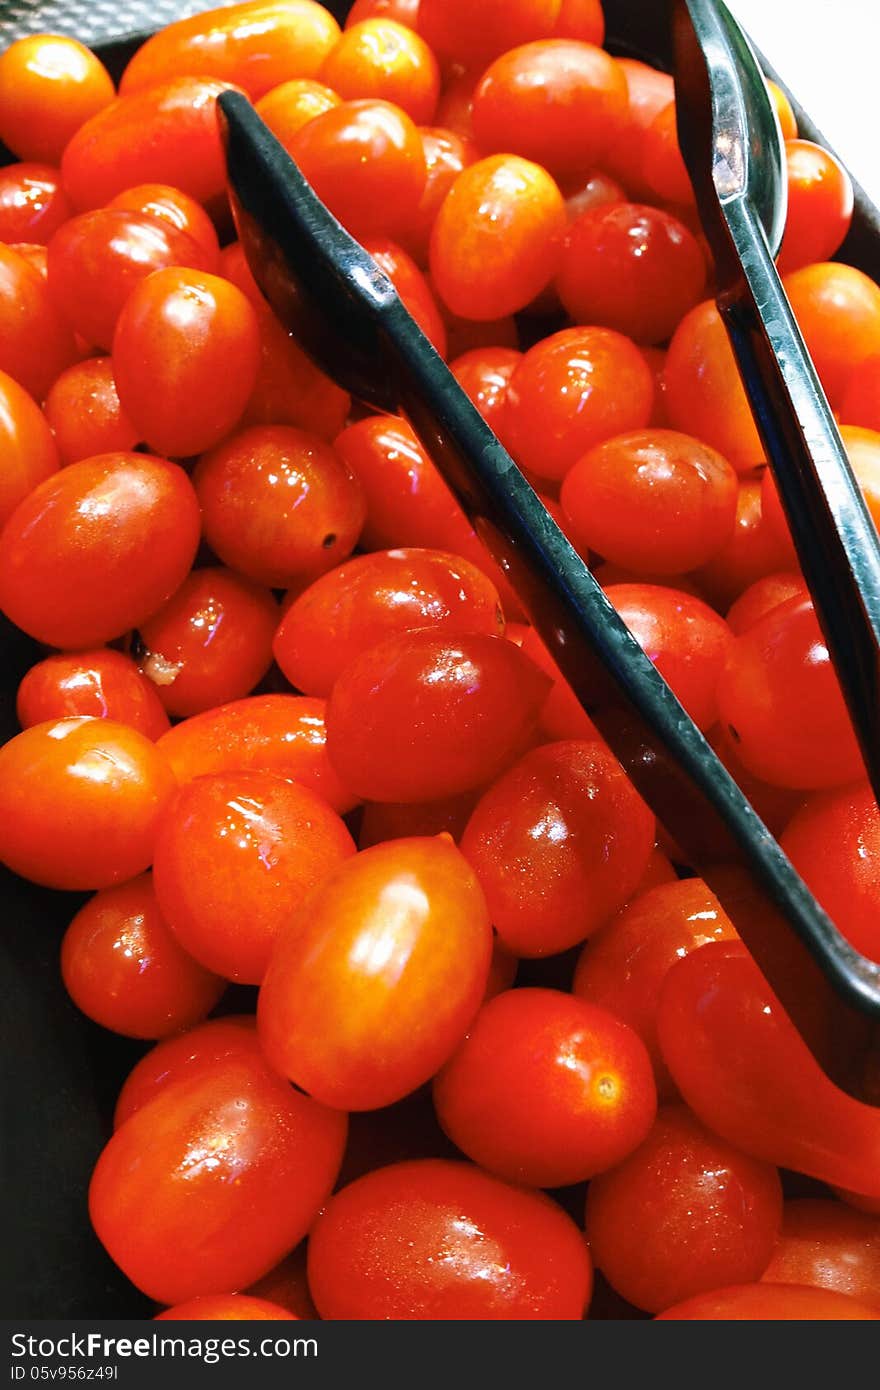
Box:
696;475;798;611
321;19;440;124
783;262;880;407
777;139;854;274
307;1158;593;1320
0;452;200;650
326;631;550;802
137;568;279;718
725;570;807;636
0;243;77;401
361;237;447;355
17;648;170;741
401;126;477;266
450;347;521;434
599;58;673;198
273;547;504;696
114;1015;260;1127
0;35;114;164
585;1104;783;1313
760;1199;880;1310
89;1054;348;1305
639;101;694;207
573;879;740;1098
0;367;59;528
42;357;139;466
434;987;657;1187
664;299;765;472
502;326;655;482
656;1284;879;1320
0;163;71;245
460;739;655;957
417;0;561;69
194;424;366;588
155;694;357;813
108;184;221;268
156;1295;297;1321
120;1;340;99
61;873;224;1039
429;154;566;321
113;267;260;459
153;770;356;984
62;77;242;212
0;717;177;891
254;77;341;148
258;836;492;1110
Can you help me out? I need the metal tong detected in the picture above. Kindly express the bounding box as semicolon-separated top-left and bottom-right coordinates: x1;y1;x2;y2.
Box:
215;0;880;1099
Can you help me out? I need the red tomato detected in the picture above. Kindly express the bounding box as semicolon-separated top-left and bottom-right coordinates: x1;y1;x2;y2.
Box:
273;547;504;696
16;648;170;741
258;836;492;1109
112;267;260;458
0;163;71;244
346;0;421;25
417;0;562;69
0;34;114;164
764;423;880;543
434;987;657;1186
321;19;440;124
560;429;737;574
429;154;566;321
460;739;655;957
554;0;605;42
153;770;355;984
401;126;477;266
137;568;279;718
0;717;176;891
307;1158;592;1319
697;474;798;611
108;184;221;268
841;355;880;431
471;41;627;175
254;77;341;148
559;167;626;222
657;1284;879;1320
600;58;674;198
450;347;522;434
573;879;740;1098
502;326;654;481
639;101;694;207
156;1295;297;1321
656;942;880;1197
42;357;139;466
326;631;550;802
585;1104;782;1313
706;723;803;839
725;571;807;636
0;243;77;400
0;452;200;650
760;1199;880;1309
89;1054;347;1305
61;873;223;1039
0;367;59;527
716;593;865;789
783;262;880;407
362;237;447;355
777;139;854;274
114;1015;260;1127
194;424;365;587
664;299;765;472
120;1;340;99
155;693;356;813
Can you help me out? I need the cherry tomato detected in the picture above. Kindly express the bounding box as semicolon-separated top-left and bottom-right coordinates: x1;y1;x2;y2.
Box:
307;1158;592;1319
112;267;260;458
254;77;341;148
0;367;59;527
585;1104;782;1313
114;1015;260;1127
764;423;880;545
417;0;562;69
362;237;447;354
137;568;279;718
471;41;627;176
560;428;737;574
120;1;341;99
600;58;674;198
346;0;421;25
656;942;880;1197
780;781;880;962
321;19;440;124
783;261;880;407
47;208;213;351
194;424;366;587
0;34;114;164
326;631;550;802
605;583;733;731
657;1284;878;1320
639;101;694;207
0;242;77;400
107;184;221;268
0;452;200;650
0;163;71;245
400;126;477;266
502;326;655;482
554;0;604;42
697;474;798;610
258;836;492;1109
760;1199;880;1309
450;346;522;434
290;98;426;241
517;626;602;740
716;593;865;789
89;1054;347;1305
767;79;798;140
433;67;479;141
62;77;241;212
706;723;803;839
460;739;655;957
0;717;176;891
725;571;807;636
156;693;356;812
16;647;170;741
357;788;481;849
153;769;355;984
61;873;223;1039
664;299;765;472
42;357;139;466
434;987;656;1186
777;139;854;275
573;879;740;1098
156;1295;297;1321
274;547;504;696
841;355;880;431
557;203;705;345
429;154;566;321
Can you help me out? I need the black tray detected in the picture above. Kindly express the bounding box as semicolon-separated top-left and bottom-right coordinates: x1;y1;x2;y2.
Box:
1;0;878;1319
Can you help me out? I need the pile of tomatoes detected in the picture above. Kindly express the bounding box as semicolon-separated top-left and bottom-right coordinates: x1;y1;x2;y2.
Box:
2;0;880;1323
